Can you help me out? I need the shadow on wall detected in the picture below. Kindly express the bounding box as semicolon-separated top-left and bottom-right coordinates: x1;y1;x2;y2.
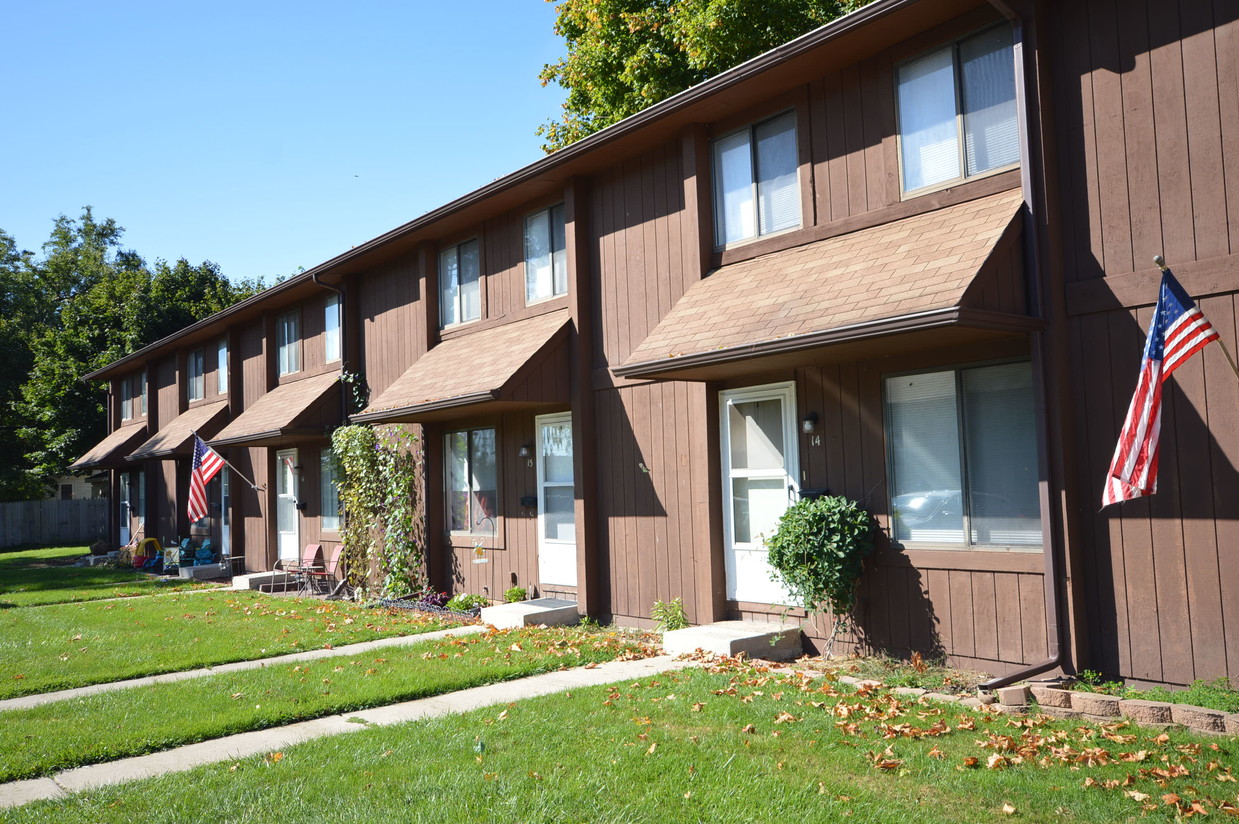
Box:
847;562;946;664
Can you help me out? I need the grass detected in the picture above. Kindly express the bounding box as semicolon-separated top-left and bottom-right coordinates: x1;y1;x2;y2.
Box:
4;661;1235;823
0;591;455;699
0;545;213;608
0;625;655;782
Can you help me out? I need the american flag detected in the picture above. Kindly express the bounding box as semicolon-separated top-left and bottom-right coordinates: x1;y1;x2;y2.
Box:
188;434;226;523
1102;269;1219;507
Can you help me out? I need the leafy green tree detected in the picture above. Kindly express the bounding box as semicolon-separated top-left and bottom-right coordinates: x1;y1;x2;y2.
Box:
538;0;872;152
4;209;263;498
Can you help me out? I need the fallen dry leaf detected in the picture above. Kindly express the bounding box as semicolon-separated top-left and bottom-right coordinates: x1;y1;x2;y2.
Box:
1001;803;1017;815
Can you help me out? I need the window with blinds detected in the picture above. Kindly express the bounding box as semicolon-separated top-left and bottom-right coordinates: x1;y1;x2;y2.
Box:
439;239;481;328
885;361;1041;549
276;311;300;375
187;349;205;401
712;111;800;246
897;25;1018;194
524;204;567;304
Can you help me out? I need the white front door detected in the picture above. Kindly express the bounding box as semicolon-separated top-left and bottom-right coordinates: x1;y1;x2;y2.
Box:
275;450;299;561
118;473;131;545
219;469;231;557
720;383;799;605
536;413;577;587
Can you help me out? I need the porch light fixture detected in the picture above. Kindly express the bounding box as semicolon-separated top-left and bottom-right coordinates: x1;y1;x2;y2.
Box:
801;413;818;435
517;444;532;458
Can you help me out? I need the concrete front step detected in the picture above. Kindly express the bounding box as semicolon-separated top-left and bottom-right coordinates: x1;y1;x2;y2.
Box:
480;598;580;629
662;620;804;661
230;571;295;592
178;563;229;580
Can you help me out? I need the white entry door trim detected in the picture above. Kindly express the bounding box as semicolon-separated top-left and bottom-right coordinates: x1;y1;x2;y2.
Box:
720;382;799;605
275;449;299;561
536;412;577;587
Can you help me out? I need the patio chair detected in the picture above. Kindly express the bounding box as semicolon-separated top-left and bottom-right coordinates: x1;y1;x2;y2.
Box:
303;545;343;596
265;544;322;594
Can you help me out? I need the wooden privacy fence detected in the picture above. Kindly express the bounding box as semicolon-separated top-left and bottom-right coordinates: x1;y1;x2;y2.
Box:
0;499;108;549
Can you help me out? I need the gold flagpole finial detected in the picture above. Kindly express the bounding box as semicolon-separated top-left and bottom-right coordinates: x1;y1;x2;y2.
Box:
1153;255;1168;271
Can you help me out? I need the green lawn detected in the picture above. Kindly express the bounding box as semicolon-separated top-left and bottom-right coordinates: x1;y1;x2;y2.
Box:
0;626;653;782
4;665;1235;823
0;545;212;607
0;591;454;699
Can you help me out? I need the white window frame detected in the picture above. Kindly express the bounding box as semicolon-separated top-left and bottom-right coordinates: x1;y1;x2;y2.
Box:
895;24;1020;196
883;360;1041;551
439;239;481;329
524;204;568;305
277;311;300;375
444;427;498;536
187;349;205;401
712;110;801;248
217;338;228;395
120;377;132;421
324;294;341;363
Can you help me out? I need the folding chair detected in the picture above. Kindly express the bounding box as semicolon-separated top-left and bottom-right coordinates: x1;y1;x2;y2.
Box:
303;545;343;596
269;544;322;595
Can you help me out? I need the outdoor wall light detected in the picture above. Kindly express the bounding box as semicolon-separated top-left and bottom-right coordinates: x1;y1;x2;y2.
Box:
801;413;818;434
517;444;532;458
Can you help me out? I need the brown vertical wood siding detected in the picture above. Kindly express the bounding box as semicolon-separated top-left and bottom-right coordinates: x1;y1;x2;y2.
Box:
1052;1;1239;685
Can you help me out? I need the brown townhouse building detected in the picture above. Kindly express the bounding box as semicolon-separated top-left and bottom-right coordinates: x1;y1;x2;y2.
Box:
72;0;1239;688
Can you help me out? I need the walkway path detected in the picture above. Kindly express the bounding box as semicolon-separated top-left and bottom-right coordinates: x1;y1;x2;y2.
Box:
0;624;487;712
0;654;687;809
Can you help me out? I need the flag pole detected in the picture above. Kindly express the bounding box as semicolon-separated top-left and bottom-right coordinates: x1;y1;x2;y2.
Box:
192;431;266;491
1154;255;1239;381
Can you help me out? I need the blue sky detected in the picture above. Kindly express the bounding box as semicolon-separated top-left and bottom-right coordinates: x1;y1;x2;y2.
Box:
0;1;567;283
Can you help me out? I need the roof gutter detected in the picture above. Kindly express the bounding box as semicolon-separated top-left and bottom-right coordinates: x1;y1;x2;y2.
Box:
350;390;501;425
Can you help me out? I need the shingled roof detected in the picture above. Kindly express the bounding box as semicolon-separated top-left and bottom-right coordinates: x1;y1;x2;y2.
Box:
616;189;1026;378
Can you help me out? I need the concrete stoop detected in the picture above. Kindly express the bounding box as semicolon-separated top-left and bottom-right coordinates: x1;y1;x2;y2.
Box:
480;598;580;629
662;620;804;661
230;571;295;592
178;563;228;580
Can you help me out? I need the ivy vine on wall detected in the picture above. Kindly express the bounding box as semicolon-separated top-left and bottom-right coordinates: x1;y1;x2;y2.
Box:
330;424;424;599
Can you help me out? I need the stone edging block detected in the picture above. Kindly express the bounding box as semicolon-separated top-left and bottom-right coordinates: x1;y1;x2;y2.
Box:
1029;686;1073;708
1070;692;1121;716
1171;704;1227;733
1118;699;1173;725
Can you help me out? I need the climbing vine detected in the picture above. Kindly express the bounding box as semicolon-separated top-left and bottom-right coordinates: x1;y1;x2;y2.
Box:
331;424;424;599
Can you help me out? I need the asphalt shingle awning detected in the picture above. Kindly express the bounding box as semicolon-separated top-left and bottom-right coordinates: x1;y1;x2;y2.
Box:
128;400;230;460
209;372;340;448
615;189;1038;380
69;423;148;471
354;309;571;423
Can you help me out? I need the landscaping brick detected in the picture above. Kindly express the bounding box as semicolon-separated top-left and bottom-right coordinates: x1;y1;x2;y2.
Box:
958;697;983;710
1037;705;1083;719
1226;714;1239;735
1118;699;1173;726
1170;704;1227;733
921;692;960;704
1029;686;1073;708
892;687;926;698
1070;692;1121;717
996;685;1031;707
993;703;1028;715
976;692;997;706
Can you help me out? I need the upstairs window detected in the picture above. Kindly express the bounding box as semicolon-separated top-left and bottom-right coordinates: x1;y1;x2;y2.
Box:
324;294;341;363
120;377;133;421
440;239;481;328
524;204;567;304
217;338;228;395
713;111;800;246
885;361;1041;548
277;311;300;375
445;428;497;534
139;371;147;416
187;349;205;401
897;26;1018;194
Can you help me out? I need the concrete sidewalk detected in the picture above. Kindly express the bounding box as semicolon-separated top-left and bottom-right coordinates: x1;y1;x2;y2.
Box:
0;654;687;810
0;625;486;713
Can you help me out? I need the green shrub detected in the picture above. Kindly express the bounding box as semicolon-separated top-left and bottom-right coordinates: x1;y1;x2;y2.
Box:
766;495;876;655
650;597;689;632
445;593;489;613
504;586;527;603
